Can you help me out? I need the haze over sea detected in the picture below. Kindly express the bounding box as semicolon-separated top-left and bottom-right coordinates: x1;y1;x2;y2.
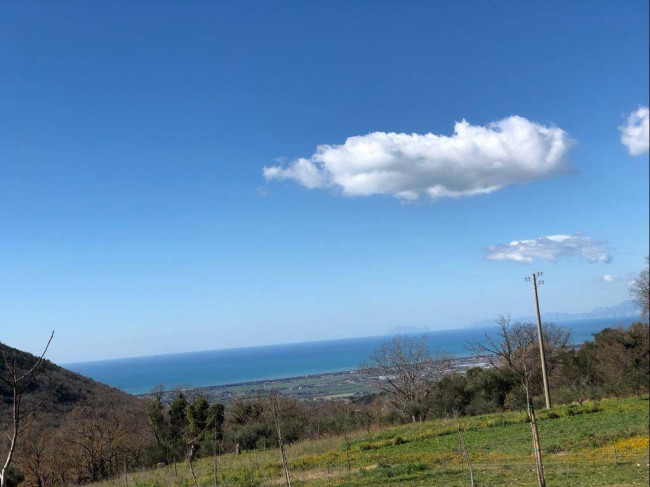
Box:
66;317;638;395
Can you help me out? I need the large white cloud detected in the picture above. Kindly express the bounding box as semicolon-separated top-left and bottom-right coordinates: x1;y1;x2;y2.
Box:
620;107;649;156
485;233;612;264
263;116;574;201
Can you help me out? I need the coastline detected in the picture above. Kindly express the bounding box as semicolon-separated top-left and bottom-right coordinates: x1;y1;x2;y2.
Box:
69;316;639;396
137;355;489;404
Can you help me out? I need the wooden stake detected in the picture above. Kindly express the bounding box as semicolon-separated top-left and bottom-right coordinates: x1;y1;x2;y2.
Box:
270;393;292;487
187;443;199;487
213;421;219;487
455;417;475;487
344;434;352;471
528;404;546;487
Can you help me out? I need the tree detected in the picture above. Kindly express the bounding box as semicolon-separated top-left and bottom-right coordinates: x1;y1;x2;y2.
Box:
14;423;56;487
208;403;225;441
361;335;451;422
428;373;468;418
187;397;210;440
553;349;598;404
59;396;151;483
578;322;650;397
169;393;188;442
145;387;171;463
469;316;570;406
464;367;513;415
630;257;649;320
225;397;268;453
0;332;67;487
267;392;291;487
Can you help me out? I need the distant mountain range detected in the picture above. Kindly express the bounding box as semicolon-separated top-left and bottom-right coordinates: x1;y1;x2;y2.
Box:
470;299;642;328
386;300;642;334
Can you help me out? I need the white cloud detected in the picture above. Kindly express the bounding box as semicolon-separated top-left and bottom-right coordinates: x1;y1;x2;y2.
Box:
263;116;574;201
485;233;612;264
620;106;649;156
600;272;634;283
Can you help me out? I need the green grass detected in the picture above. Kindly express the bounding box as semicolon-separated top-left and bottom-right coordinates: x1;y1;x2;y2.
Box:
108;396;649;487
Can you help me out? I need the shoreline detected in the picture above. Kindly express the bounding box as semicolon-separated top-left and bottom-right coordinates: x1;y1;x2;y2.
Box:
137;354;489;404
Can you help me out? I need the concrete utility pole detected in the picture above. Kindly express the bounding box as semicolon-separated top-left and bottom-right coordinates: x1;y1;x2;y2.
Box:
526;272;552;409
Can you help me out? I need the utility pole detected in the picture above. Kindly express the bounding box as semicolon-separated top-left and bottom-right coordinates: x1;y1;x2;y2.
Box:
526;272;552;409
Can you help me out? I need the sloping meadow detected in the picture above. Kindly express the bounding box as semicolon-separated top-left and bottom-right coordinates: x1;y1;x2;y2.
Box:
98;396;649;486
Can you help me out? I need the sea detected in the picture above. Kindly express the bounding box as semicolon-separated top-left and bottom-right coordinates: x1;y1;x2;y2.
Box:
65;317;639;395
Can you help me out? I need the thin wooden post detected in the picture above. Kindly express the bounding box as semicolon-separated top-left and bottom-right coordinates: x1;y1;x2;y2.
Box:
213;421;219;487
613;445;618;466
344;434;352;471
187;443;199;487
271;393;292;487
528;404;546;487
455;417;475;487
123;461;128;487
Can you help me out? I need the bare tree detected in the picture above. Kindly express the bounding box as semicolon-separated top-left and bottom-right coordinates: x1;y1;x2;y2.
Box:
0;332;67;487
268;392;291;487
630;257;649;320
15;423;55;487
61;397;141;483
469;316;569;405
361;335;451;422
264;390;291;487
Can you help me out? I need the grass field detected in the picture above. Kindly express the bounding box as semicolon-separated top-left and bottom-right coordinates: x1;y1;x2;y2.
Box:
108;396;649;487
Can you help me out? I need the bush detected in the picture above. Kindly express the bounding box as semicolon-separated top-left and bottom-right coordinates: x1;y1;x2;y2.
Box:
546;444;563;453
375;462;427;478
4;466;24;487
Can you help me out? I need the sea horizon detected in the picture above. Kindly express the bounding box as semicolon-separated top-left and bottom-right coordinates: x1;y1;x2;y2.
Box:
66;316;640;395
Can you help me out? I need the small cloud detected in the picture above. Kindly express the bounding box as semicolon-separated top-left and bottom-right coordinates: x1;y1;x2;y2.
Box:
600;272;635;283
485;233;613;264
620;106;649;156
263;116;574;201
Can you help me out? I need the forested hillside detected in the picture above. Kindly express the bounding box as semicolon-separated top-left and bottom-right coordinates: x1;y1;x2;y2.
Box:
0;340;152;486
0;341;144;428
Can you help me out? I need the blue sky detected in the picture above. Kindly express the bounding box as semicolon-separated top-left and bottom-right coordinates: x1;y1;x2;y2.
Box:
1;1;648;363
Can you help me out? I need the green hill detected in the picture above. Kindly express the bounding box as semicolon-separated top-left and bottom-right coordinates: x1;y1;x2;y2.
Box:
94;396;648;487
